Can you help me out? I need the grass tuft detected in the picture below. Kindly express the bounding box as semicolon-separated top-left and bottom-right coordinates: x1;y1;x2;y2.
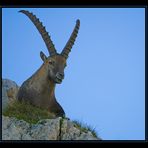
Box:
3;100;54;124
73;120;98;138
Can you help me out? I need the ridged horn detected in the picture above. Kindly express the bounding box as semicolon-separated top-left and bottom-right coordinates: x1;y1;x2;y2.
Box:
19;10;57;56
61;19;80;59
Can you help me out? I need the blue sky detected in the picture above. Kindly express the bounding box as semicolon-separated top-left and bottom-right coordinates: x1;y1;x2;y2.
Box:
2;8;145;140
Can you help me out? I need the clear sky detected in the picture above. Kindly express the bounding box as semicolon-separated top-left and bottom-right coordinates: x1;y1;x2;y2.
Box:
2;8;145;140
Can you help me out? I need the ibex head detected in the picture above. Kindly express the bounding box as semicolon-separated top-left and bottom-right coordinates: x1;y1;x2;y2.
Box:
19;10;80;84
40;53;67;84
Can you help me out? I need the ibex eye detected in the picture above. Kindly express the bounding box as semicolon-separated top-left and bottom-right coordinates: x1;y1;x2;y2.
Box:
49;61;54;65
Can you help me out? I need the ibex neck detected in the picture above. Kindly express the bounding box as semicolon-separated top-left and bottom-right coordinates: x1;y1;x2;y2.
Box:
28;63;56;99
48;80;56;99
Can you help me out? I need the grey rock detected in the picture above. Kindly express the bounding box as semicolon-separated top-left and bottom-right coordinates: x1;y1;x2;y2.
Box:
2;116;61;140
2;87;8;112
28;118;61;140
2;115;101;140
2;79;19;112
2;116;26;140
2;79;19;91
2;78;19;102
61;119;98;140
61;119;81;140
2;116;31;140
76;132;98;140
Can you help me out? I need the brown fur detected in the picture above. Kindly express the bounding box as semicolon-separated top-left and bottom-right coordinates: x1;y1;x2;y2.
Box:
17;55;66;117
18;10;80;117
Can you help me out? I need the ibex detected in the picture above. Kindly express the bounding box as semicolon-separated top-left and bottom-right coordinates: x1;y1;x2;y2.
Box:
17;10;80;117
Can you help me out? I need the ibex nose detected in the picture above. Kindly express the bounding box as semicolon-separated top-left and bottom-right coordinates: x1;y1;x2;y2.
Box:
56;72;64;80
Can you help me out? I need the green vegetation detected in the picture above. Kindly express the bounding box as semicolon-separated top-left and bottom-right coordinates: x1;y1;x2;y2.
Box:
3;100;54;124
73;120;98;138
3;100;98;138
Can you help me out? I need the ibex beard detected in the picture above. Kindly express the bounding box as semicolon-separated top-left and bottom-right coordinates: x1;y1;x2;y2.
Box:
17;10;80;117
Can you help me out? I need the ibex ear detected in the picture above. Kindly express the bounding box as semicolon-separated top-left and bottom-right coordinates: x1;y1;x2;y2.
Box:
40;51;47;62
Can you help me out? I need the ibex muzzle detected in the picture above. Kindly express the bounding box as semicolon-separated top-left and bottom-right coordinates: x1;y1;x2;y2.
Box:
17;10;80;117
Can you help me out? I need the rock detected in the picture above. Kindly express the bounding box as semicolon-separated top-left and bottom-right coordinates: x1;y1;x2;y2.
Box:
2;78;101;140
2;79;19;92
2;116;61;140
2;87;8;112
2;116;101;140
2;116;30;140
61;119;81;140
76;131;98;140
61;119;98;140
29;118;61;140
2;79;19;111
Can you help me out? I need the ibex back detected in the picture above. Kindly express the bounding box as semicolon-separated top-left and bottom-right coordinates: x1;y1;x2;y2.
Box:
17;10;80;117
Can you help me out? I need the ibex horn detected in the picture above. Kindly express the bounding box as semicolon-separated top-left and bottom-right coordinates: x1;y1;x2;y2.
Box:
19;10;57;56
61;19;80;59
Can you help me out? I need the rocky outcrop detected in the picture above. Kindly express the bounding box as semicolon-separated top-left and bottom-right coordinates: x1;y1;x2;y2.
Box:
2;78;101;140
61;119;99;140
2;79;19;112
2;116;100;140
2;86;8;112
